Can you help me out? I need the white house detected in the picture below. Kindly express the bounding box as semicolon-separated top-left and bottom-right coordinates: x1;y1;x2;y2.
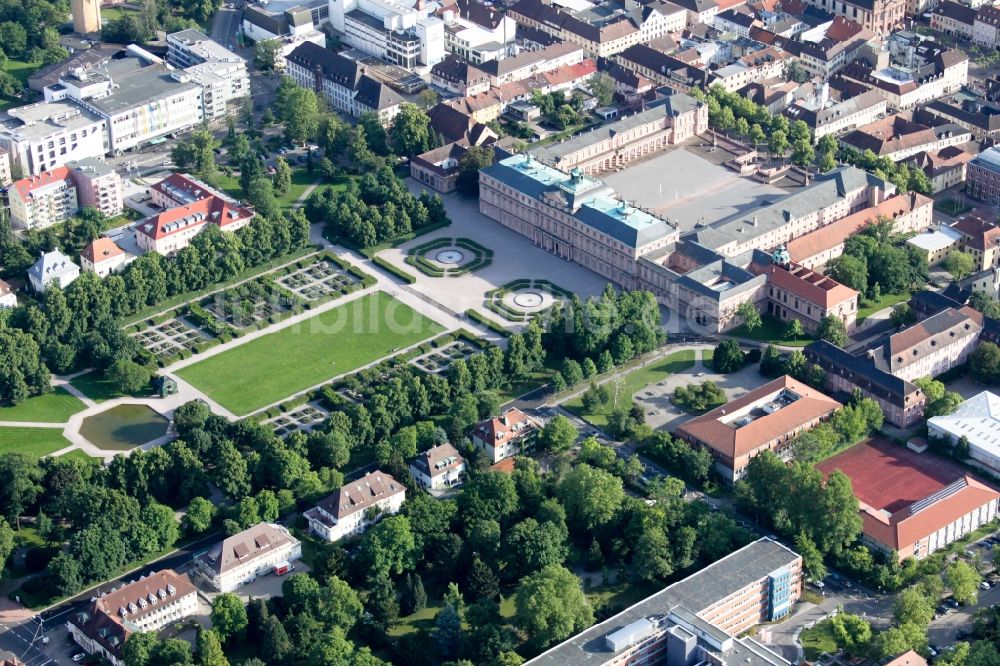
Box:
409;443;466;491
471;407;539;464
80;238;133;277
28;250;80;292
304;471;406;542
0;280;17;308
194;523;301;593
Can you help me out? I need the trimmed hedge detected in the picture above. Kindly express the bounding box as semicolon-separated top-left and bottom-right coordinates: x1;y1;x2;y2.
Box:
373;256;417;284
465;309;511;337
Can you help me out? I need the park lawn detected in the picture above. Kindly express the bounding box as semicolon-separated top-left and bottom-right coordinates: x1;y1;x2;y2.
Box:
0;388;86;422
388;602;443;637
216;168;321;210
0;59;43;112
101;5;139;20
729;314;813;347
70;369;152;402
857;291;912;323
800;619;838;661
177;292;444;415
58;448;99;462
0;426;71;457
564;349;697;427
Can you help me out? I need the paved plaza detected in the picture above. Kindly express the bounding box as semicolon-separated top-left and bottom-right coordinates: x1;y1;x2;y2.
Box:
602;147;786;233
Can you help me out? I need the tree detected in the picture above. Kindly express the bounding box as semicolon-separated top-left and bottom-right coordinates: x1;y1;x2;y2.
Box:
456;145;494;196
538;414;577;453
417;88;440;109
891;303;917;328
557;464;624;532
195;629;229;666
272;157;292;196
261;615;292;664
357;515;417;580
971;342;1000;384
124;632;160;666
818;151;837;173
826;254;868;293
182;496;215;535
947;560;982;605
748;124;766;146
768;130;788;158
737;301;761;333
435;603;463;659
945;250;976;280
107;359;152;394
211;593;248;643
829;613;872;654
390;103;432;156
581;381;610;413
514;564;594;648
794;532;827;581
502;518;569;579
277;84;319;145
0;453;42;528
817;316;848;348
760;345;785;377
785;318;804;340
791;140;815;168
254;39;281;71
713;339;745;373
588;72;615;106
893;587;935;628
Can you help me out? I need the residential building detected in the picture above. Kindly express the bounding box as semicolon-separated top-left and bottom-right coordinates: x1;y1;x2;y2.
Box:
931;1;976;39
671;0;720;26
0;280;17;308
472;407;539;463
676;375;841;484
28;250;80;293
410;134;501;193
134;193;254;256
929;391;1000;476
749;249;859;332
905;145;973;194
409;443;466;490
974;6;1000;49
710;46;789;92
906;226;964;266
0;100;106;176
71;0;101;34
797;0;904;34
68;570;197;666
66;157;123;218
477;41;585;86
838;114;971;162
838;49;969;110
329;0;445;68
430;54;490;95
440;0;517;64
285;42;404;124
923;96;1000;143
436;88;503;124
80;238;133;277
531;93;708;175
195;523;301;592
614;44;712;93
304;471;406;542
884;652;928;666
0;148;10;186
151;172;235;208
786;191;932;268
966;147;1000;206
804;340;925;427
166;29;250;116
783;89;887;141
818;438;1000;560
867;306;983;383
950;213;1000;270
760;18;878;81
524;538;800;666
8;167;78;230
715;7;760;36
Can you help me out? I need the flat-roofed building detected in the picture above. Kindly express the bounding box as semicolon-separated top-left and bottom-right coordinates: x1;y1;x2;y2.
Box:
906;225;964;266
929;391;1000;476
167;29;250;117
304;471;406;542
9;167;79;231
472;407;540;463
818;438;1000;560
195;523;301;592
66;157;123;218
677;375;842;484
966;146;1000;206
524;537;800;666
68;570;197;666
0;100;106;176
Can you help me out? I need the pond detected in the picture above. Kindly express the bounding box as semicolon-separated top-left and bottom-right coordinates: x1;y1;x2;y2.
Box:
79;404;170;450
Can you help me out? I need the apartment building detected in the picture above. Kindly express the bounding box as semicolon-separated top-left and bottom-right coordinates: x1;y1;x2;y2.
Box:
783;89;887;141
8;167;78;230
409;443;466;491
931;1;976;39
866;306;983;383
966;146;1000;206
531;93;708;175
285;42;404;124
430;54;490;95
839;114;971;161
0;148;10;186
710;46;788;92
476;41;584;86
66;157;123;218
195;523;301;592
68;570;197;666
755;18;877;82
329;0;445;68
524;538;800;666
838;49;969;110
304;471;406;542
80;238;133;277
242;0;329;43
818;438;1000;560
166;29;250;117
948;213;1000;270
472;408;540;464
905;145;973;193
973;6;1000;49
677;376;841;484
0;100;106;176
440;0;517;64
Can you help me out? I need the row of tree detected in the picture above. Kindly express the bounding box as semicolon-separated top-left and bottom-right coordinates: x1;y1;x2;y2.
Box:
825;216;928;299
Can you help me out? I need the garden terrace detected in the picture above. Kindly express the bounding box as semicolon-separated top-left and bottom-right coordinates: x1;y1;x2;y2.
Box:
485;279;572;323
406;237;493;278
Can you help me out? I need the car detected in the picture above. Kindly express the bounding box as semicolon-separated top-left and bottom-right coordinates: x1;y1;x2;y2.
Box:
981;581;991;590
966;550;976;557
957;630;972;640
695;372;705;377
936;604;948;617
928;647;938;658
72;654;86;663
946;598;960;608
810;580;826;591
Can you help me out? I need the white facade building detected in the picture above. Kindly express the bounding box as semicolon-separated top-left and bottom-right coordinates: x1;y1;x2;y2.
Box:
9;167;79;230
330;0;445;68
0;280;17;308
166;29;250;117
929;391;1000;475
304;471;406;542
409;443;466;490
28;250;80;292
0;100;106;176
195;523;302;593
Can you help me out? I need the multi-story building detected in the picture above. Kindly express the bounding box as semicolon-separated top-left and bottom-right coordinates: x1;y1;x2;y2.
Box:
838;49;968;111
906;225;964;266
973;5;1000;49
285;42;404;124
966;147;1000;206
28;250;80;292
798;0;905;34
242;0;329;43
677;376;842;484
929;391;1000;475
0;148;11;186
838;114;971;162
476;41;585;87
0;100;106;176
749;249;860;333
80;238;133;277
757;18;878;82
931;1;976;39
867;306;983;383
195;523;301;592
440;0;517;64
784;89;887;141
905;145;974;194
66;157;123;218
8;167;78;230
409;443;466;490
304;471;406;542
166;29;250;117
818;438;1000;560
329;0;445;68
524;537;801;666
531;94;708;175
134;193;254;255
430;55;490;96
150;172;235;208
710;46;789;92
0;280;16;308
68;570;197;666
472;408;539;464
71;0;101;34
949;213;1000;271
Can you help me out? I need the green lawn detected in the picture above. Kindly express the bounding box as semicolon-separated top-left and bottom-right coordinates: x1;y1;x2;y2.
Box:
857;291;912;323
729;314;813;347
0;59;43;112
177;292;444;414
0;426;70;457
215;168;320;210
70;370;153;402
800;619;838;661
0;388;86;422
388;602;443;637
934;198;972;217
564;349;697;426
101;5;139;20
58;448;99;462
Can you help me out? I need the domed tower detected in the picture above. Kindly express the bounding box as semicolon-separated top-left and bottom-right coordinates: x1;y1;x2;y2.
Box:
772;245;791;268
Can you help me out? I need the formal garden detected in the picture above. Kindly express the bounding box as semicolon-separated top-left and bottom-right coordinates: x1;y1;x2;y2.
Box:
264;402;330;437
203;277;304;329
409;340;482;374
131;318;213;360
485;279;573;323
276;258;361;300
405;237;493;278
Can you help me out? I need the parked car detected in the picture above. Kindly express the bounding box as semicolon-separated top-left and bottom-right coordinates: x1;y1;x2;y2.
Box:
72;655;86;663
981;581;991;590
946;598;960;608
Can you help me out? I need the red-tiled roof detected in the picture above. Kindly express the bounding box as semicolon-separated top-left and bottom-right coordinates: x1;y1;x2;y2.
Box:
81;237;125;264
542;58;597;87
952;213;1000;251
135;195;252;240
12;166;72;200
883;650;928;666
475;408;537;447
750;260;857;309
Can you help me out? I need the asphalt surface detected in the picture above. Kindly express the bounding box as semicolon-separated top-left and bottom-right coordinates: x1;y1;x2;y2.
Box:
210;4;242;50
